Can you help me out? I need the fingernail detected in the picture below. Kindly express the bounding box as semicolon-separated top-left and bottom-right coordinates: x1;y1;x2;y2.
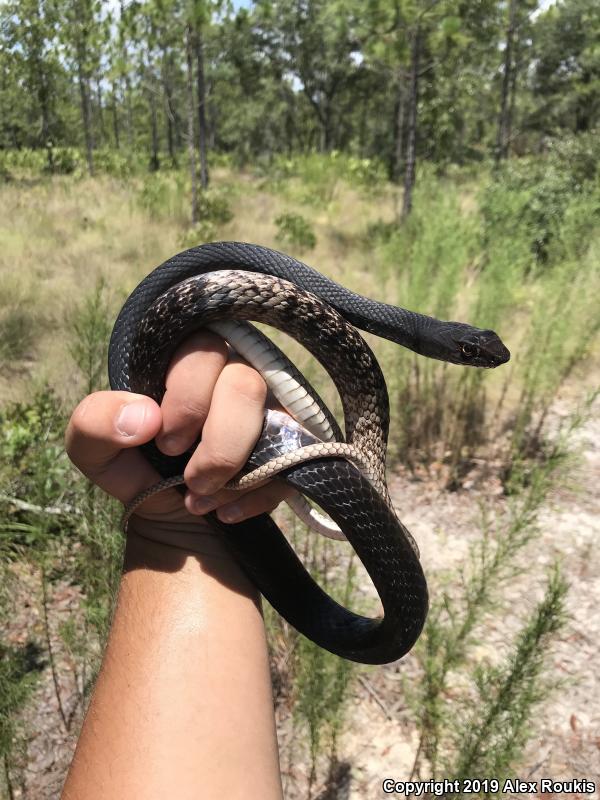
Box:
219;504;242;523
116;401;147;437
192;496;217;514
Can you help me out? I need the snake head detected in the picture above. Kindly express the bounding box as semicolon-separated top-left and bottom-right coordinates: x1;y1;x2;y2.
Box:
421;322;511;368
451;325;511;368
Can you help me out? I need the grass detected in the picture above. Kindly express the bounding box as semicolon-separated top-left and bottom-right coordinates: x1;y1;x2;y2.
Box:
0;166;396;408
0;150;598;797
5;156;596;474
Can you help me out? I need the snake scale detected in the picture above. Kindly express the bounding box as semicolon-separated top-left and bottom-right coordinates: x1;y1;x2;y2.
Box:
109;241;510;665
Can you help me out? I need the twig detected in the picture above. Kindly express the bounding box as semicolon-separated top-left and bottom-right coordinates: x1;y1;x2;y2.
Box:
358;674;394;720
40;567;70;733
3;754;14;800
408;733;423;781
0;493;82;517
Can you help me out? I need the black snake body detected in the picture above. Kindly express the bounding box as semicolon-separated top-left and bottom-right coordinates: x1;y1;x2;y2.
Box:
109;242;510;664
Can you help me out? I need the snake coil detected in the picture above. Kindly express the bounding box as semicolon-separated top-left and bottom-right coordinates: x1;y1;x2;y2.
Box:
109;242;510;664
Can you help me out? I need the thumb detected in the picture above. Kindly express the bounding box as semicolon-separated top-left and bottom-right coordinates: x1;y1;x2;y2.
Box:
65;391;162;499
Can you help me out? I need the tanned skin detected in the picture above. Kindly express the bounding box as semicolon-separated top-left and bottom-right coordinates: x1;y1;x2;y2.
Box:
62;331;292;800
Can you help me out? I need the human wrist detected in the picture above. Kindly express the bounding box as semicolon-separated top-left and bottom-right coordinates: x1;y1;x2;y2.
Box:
125;512;233;562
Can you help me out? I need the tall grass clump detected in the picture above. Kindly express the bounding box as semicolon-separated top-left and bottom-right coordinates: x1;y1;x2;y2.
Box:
68;278;112;395
137;171;191;224
180;188;235;247
0;278;40;366
367;151;600;482
404;405;583;787
138;170;234;238
376;167;482;466
480;136;600;469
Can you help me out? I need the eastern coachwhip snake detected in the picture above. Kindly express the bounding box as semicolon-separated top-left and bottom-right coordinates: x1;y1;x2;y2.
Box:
108;241;510;665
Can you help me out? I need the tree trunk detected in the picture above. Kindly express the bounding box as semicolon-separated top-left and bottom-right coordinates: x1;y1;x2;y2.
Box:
77;55;94;176
186;25;199;224
112;80;120;149
121;73;134;149
391;71;406;183
358;88;368;157
146;57;160;171
33;0;53;172
165;90;176;167
96;76;106;144
402;27;420;220
162;50;177;167
506;35;520;150
194;27;209;190
284;90;295;156
119;0;134;150
495;0;518;162
39;68;54;172
320;97;334;152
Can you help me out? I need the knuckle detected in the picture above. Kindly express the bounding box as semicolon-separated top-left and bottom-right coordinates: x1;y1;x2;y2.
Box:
186;448;242;492
177;394;210;423
203;447;242;475
173;330;228;362
226;367;267;405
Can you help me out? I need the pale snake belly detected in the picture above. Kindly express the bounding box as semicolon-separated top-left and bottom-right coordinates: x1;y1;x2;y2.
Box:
108;242;510;664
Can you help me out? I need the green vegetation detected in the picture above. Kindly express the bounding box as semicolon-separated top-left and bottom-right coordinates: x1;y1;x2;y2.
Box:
2;152;597;796
2;0;599;221
275;212;317;252
405;406;590;785
1;0;599;795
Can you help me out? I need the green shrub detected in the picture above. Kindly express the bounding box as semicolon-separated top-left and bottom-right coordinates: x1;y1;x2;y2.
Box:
264;152;386;206
92;148;139;179
0;148;47;172
0;146;146;178
198;189;234;225
481;133;600;266
180;219;217;248
68;279;112;395
406;424;574;784
0;388;70;514
363;219;397;246
275;212;316;251
138;175;233;229
48;147;83;175
137;172;174;218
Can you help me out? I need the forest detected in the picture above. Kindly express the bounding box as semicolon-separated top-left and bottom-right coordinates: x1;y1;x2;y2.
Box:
2;0;599;211
1;0;600;798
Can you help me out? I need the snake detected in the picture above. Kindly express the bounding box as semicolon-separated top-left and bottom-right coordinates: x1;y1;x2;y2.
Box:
108;241;510;665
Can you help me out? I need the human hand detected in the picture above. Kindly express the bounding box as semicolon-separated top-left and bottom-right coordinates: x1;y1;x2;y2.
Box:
65;330;294;543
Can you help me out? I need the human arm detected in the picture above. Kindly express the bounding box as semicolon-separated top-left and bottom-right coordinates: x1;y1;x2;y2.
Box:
61;332;287;800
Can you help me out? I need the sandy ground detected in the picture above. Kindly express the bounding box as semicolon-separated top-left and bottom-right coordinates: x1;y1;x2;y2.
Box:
8;406;599;800
321;405;600;800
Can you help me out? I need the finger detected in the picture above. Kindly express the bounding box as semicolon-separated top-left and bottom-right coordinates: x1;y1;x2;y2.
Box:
155;330;228;456
183;361;267;495
65;391;162;502
184;482;296;524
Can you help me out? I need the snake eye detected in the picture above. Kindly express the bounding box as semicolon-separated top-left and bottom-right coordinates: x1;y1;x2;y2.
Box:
461;343;478;359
